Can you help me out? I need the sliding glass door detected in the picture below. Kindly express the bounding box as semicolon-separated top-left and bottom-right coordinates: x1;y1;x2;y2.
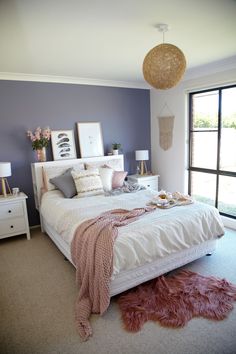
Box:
188;85;236;219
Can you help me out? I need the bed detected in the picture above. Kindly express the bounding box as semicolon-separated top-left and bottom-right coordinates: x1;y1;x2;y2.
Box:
31;155;225;297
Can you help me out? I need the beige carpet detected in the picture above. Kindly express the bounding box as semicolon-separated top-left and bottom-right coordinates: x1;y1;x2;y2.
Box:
0;227;236;354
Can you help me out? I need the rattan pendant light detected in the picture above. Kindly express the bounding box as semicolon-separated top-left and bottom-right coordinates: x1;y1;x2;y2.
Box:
143;24;186;90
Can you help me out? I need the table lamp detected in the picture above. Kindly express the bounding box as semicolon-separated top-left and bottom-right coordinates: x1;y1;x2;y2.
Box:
135;150;149;175
0;162;12;197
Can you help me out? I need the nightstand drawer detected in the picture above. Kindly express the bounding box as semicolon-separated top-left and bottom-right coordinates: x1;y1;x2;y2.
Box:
0;218;26;236
140;179;157;190
0;193;30;240
128;174;159;191
0;202;24;220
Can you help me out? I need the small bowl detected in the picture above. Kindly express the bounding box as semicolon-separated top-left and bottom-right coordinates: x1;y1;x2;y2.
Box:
158;198;169;205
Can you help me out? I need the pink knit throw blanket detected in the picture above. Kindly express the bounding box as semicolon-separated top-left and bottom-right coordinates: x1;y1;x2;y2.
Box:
71;206;155;341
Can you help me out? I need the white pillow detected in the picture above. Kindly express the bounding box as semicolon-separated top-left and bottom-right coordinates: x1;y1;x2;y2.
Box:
98;167;113;191
71;169;104;197
43;163;84;191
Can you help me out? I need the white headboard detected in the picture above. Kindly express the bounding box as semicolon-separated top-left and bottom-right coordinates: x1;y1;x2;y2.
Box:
31;155;124;210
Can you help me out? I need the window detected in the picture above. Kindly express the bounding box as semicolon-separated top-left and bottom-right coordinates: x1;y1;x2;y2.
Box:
188;85;236;219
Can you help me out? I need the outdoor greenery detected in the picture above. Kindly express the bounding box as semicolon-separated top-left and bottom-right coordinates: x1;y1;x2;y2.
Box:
193;113;236;129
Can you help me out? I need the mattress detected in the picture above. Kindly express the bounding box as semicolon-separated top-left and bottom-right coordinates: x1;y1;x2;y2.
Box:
40;189;225;278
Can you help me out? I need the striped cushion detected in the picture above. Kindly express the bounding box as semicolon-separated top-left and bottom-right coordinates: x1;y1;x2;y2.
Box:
71;169;104;197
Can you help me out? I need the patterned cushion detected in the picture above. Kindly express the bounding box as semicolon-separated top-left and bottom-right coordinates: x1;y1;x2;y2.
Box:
43;163;84;191
71;169;104;197
86;164;114;192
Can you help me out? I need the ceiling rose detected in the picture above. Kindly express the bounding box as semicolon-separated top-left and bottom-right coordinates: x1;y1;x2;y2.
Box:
143;24;186;90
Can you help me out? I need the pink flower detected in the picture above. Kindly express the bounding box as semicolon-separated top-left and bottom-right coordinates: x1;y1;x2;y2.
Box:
26;126;51;150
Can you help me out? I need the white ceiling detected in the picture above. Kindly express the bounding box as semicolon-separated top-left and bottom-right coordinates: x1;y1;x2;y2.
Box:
0;0;236;88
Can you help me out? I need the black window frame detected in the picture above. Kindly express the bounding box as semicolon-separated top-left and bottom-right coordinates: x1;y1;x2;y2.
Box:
188;84;236;219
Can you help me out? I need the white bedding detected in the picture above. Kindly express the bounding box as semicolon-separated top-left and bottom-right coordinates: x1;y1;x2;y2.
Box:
40;189;224;277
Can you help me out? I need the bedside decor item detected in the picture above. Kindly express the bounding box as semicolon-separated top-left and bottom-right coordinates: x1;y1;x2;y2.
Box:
27;127;51;162
135;150;149;175
77;122;104;158
112;143;121;155
0;162;12;197
143;24;186;90
12;187;20;197
51;130;77;160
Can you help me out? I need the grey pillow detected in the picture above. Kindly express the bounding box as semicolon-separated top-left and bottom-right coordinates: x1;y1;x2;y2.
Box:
49;168;76;198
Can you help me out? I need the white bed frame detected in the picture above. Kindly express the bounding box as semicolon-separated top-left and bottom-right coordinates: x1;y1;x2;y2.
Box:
31;155;217;296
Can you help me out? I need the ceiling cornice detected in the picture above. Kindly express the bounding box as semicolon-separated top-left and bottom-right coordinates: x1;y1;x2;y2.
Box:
183;55;236;81
1;56;235;90
0;72;150;90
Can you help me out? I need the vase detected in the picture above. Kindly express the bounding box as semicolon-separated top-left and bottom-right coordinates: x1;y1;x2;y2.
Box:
36;147;46;162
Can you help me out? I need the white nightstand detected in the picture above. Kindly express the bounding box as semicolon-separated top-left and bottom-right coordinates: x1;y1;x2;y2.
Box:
127;174;159;191
0;192;30;240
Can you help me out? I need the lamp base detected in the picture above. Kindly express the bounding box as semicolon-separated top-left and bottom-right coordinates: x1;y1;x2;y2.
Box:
138;161;148;175
1;177;12;197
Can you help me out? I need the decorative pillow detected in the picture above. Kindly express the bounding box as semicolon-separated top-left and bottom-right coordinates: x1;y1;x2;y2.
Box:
43;163;84;191
102;164;127;189
71;169;104;197
112;171;128;189
49;168;76;198
98;167;114;191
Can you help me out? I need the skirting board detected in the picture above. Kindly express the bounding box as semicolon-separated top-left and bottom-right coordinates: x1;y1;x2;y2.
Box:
221;216;236;231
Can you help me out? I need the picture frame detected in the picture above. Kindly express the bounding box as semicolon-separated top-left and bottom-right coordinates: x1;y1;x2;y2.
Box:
51;130;77;160
77;122;104;157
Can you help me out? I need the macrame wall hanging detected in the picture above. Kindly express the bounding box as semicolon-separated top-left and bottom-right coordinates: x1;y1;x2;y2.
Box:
157;103;175;151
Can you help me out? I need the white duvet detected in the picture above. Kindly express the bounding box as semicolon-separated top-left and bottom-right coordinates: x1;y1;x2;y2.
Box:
40;189;224;276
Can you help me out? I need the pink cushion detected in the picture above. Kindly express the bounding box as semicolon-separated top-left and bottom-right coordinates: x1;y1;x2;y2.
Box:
112;171;127;189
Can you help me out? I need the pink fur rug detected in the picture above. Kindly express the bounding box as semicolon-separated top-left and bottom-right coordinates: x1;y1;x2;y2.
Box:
118;270;236;332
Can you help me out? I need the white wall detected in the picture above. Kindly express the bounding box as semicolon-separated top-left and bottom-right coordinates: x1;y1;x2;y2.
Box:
150;58;236;230
151;85;187;193
150;58;236;195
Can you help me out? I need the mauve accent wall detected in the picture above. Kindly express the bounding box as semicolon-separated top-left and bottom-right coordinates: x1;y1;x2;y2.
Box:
0;80;150;226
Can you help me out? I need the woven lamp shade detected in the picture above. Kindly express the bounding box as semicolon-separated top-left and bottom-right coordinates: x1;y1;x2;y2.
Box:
143;43;186;90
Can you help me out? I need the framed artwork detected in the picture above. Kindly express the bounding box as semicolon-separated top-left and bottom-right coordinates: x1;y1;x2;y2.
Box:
77;122;104;157
51;130;77;160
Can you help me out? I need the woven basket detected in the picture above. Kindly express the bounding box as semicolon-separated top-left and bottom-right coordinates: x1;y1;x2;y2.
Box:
143;43;186;90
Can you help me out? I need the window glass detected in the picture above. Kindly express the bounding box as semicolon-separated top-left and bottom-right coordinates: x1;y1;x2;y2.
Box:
190;171;216;207
220;87;236;172
191;132;217;169
189;86;236;219
218;175;236;216
192;91;219;130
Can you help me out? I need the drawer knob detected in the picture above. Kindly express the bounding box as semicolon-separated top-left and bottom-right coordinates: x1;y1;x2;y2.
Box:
8;210;12;213
147;185;150;187
10;225;14;229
